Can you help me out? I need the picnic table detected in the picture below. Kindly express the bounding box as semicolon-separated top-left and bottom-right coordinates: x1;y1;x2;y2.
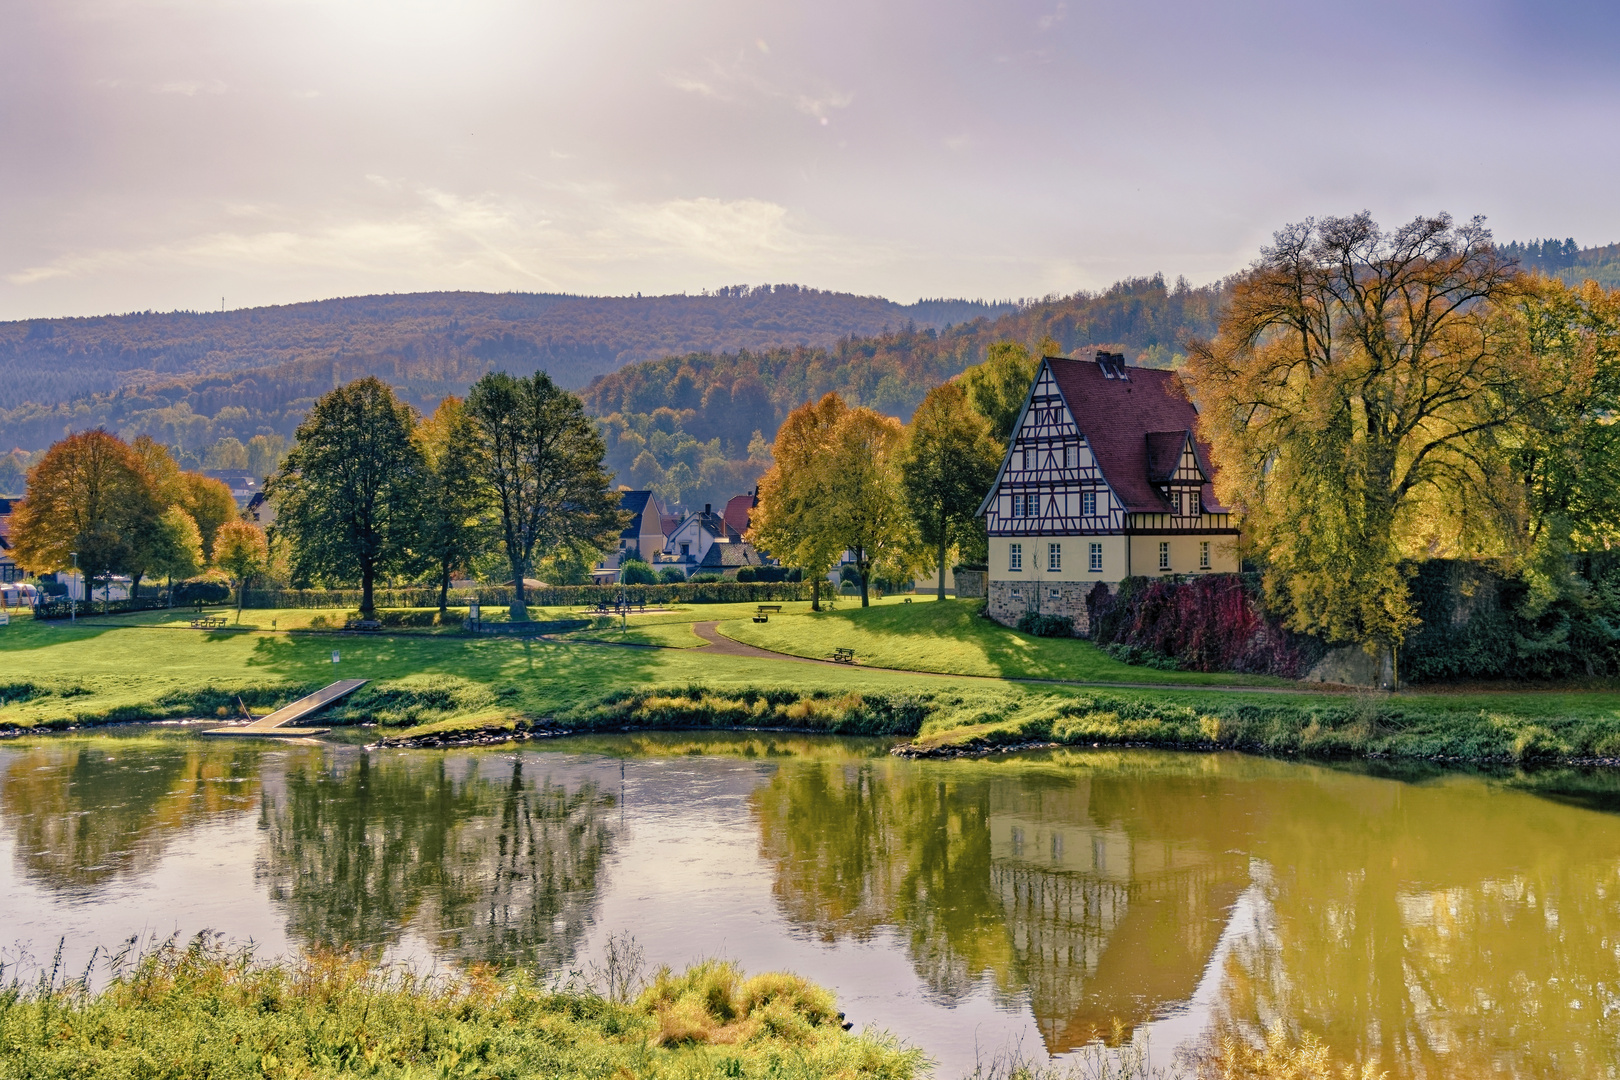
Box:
753;604;783;623
830;647;856;664
190;616;227;630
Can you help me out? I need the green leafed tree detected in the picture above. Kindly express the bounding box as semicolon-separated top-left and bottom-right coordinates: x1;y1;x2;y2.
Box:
416;396;491;612
1187;213;1534;653
465;371;626;621
900;381;1004;600
214;519;269;615
152;506;203;605
961;342;1039;442
749;393;850;611
269;377;425;618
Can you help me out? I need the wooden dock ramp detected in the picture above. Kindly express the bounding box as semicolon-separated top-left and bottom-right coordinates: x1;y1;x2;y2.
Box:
203;679;368;737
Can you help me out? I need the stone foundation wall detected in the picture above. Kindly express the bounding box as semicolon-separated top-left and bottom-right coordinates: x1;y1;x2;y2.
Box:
952;567;987;599
987;580;1102;636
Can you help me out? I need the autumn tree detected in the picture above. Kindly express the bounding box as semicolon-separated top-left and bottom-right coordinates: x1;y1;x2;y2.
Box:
900;381;1003;599
269;377;424;618
152;506;203;605
176;472;238;561
749;393;850;611
214;519;269;615
415;396;490;612
12;430;161;598
466;371;625;622
961;342;1039;442
1187;212;1535;652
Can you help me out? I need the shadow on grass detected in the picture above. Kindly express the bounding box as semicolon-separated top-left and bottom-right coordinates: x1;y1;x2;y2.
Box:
241;631;674;721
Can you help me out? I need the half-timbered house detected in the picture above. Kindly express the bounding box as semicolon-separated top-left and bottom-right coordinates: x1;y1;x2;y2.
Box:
976;351;1238;633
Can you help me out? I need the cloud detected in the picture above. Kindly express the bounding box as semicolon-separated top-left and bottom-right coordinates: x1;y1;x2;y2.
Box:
152;79;227;95
666;53;852;120
614;197;801;264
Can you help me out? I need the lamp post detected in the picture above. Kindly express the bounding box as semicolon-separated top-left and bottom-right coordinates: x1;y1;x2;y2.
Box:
68;551;77;624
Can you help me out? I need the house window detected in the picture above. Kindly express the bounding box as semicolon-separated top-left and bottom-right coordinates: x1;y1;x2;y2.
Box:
1022;447;1032;470
1010;493;1022;518
1009;543;1022;571
1159;541;1171;570
1172;490;1184;516
1191;490;1201;516
1011;588;1023;600
1200;541;1211;569
1082;490;1096;516
1049;588;1061;600
1088;543;1102;572
1048;543;1061;572
1064;444;1077;468
680;543;690;557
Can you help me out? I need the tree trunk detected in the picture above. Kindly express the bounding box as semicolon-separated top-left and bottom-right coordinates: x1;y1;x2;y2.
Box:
360;561;375;619
858;565;870;607
131;572;143;601
438;567;451;613
509;556;528;622
936;529;947;602
811;576;821;612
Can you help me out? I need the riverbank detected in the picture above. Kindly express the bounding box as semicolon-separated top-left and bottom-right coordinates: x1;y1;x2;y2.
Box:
6;600;1620;765
0;938;918;1080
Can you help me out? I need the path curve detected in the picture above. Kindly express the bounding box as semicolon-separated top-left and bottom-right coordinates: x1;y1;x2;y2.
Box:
692;621;829;663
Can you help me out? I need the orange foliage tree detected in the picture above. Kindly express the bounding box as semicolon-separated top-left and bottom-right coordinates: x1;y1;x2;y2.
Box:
12;429;161;596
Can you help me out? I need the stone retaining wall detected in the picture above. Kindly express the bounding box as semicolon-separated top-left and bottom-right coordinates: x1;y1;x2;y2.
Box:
986;580;1099;636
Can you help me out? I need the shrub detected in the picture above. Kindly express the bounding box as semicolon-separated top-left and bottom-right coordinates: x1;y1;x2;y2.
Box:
1087;574;1321;677
688;572;724;584
735;567;757;582
1016;612;1074;637
174;574;230;605
659;567;687;584
620;557;658;585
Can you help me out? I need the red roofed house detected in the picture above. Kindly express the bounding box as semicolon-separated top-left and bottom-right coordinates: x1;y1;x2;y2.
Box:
721;491;757;538
976;351;1238;634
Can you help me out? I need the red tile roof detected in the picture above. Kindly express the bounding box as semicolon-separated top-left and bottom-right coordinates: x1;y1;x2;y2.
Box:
1044;356;1225;513
722;493;756;537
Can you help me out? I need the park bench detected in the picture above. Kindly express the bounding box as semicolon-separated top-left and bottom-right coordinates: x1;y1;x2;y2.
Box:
830;647;855;664
190;616;227;630
753;604;783;623
903;598;913;603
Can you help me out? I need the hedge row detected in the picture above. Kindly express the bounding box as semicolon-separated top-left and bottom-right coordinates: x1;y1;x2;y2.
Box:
241;580;811;610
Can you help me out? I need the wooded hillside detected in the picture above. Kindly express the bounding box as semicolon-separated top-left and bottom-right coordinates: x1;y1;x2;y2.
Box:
0;286;1012;452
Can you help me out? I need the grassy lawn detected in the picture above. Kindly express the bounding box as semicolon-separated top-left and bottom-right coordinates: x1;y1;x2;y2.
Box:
718;596;1288;686
8;602;1620;763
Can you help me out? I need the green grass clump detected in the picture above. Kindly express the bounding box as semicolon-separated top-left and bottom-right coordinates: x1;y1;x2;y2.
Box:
0;937;920;1080
569;685;940;736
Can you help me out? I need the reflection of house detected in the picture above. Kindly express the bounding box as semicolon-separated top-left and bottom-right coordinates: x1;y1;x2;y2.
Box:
987;782;1248;1052
977;352;1240;633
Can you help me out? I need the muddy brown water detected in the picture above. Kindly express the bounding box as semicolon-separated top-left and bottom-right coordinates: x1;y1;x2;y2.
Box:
2;728;1617;1078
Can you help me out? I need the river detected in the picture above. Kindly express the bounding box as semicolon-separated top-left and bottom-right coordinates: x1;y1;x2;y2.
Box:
2;728;1618;1078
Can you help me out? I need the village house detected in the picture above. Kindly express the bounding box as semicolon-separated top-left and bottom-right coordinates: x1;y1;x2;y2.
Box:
977;351;1238;634
662;503;738;572
592;490;668;581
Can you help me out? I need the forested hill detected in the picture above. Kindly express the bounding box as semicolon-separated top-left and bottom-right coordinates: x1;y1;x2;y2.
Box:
587;273;1227;511
0;286;1013;452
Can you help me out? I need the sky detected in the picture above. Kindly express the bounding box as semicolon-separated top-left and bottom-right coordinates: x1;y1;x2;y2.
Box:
2;0;1618;321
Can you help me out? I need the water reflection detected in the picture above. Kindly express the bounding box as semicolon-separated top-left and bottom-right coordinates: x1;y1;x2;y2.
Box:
257;753;616;967
754;749;1620;1077
2;737;267;894
751;754;1249;1049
